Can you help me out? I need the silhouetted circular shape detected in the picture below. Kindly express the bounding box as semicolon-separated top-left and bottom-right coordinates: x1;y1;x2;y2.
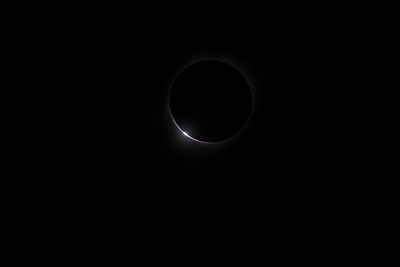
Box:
169;60;252;143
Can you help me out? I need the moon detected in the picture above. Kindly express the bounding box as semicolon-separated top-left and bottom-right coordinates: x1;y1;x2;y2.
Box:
169;60;252;143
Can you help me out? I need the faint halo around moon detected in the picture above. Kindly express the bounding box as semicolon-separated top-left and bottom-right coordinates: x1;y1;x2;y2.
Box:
169;60;252;143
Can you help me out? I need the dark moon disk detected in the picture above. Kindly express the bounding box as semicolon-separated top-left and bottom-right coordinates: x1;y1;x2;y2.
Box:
169;60;252;143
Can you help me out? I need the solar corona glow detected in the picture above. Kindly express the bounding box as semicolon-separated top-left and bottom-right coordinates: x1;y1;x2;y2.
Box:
169;60;252;144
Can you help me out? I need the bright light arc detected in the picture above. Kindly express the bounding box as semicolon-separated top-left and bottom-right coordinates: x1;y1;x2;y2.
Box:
170;114;212;144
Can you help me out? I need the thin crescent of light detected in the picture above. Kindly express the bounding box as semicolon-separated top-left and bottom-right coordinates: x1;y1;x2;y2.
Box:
171;114;212;144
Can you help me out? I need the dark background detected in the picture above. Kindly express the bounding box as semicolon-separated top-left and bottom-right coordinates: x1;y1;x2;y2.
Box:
3;3;386;261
